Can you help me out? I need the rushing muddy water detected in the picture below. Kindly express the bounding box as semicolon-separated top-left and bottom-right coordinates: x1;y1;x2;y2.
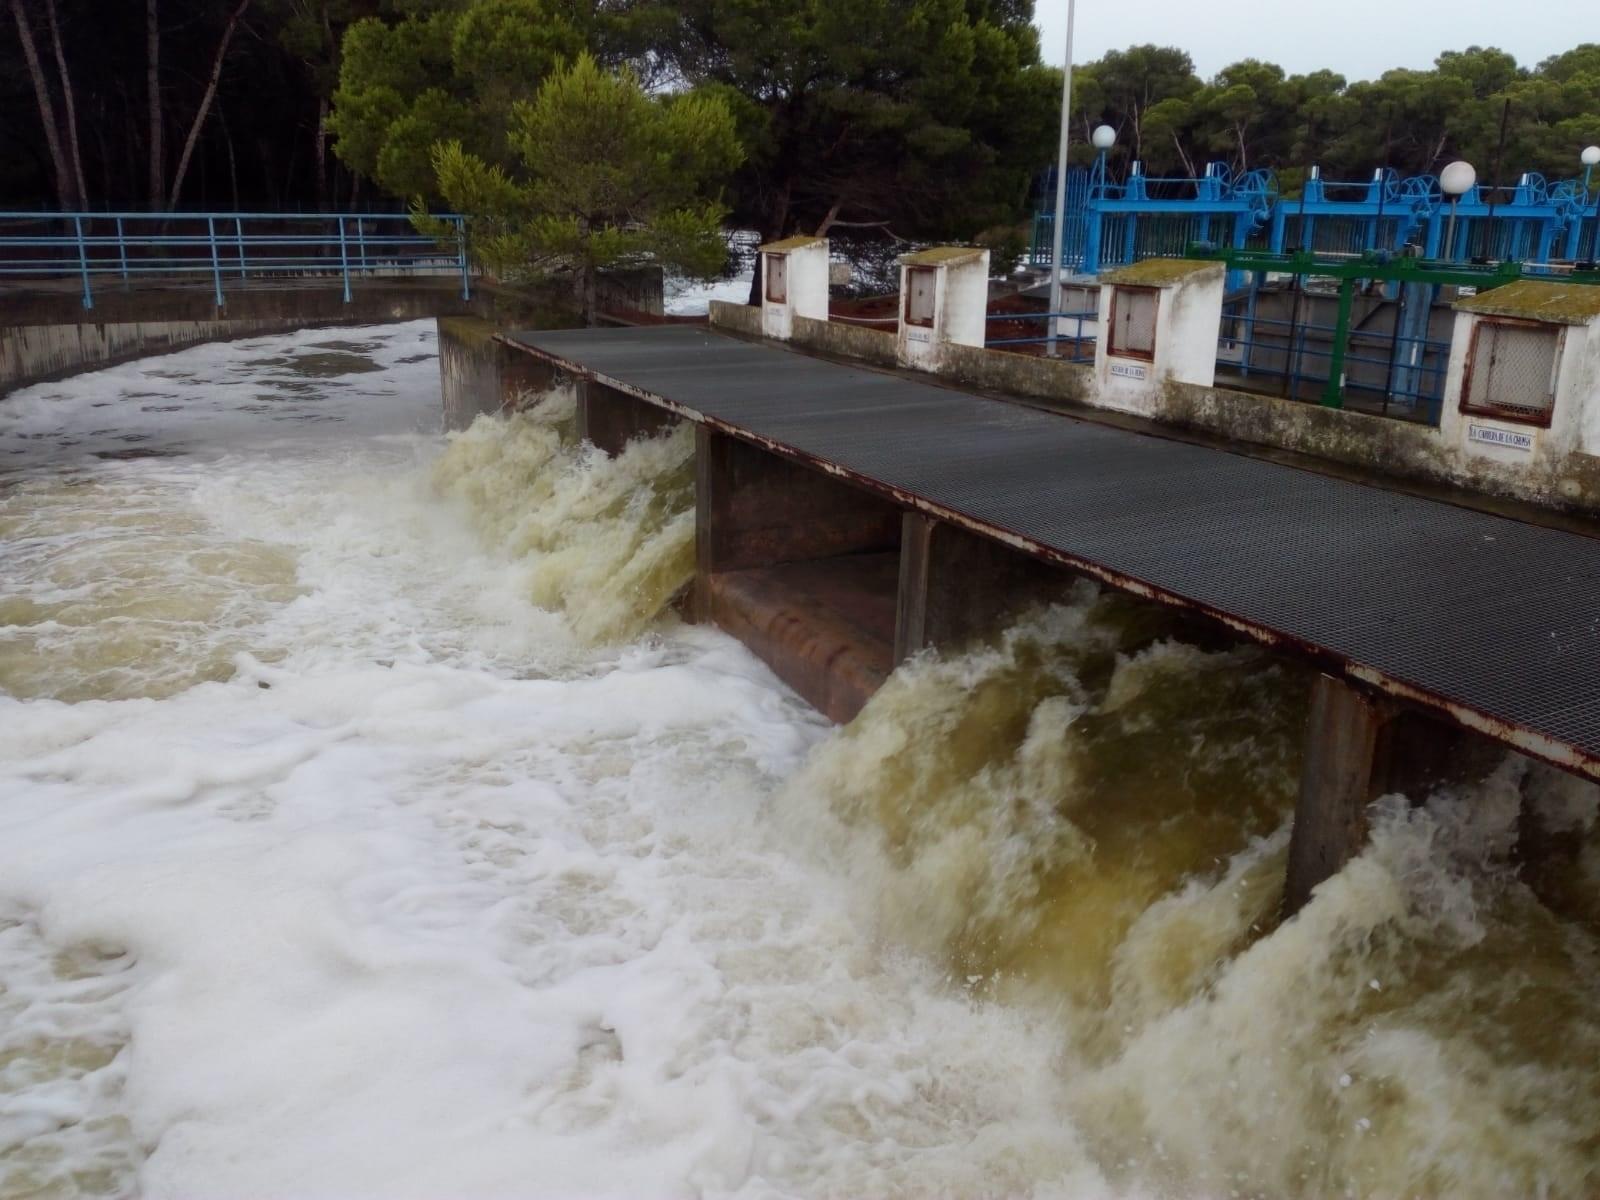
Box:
1;322;1596;1199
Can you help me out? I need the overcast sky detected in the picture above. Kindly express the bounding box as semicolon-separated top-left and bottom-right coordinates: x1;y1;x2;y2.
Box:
1034;0;1587;81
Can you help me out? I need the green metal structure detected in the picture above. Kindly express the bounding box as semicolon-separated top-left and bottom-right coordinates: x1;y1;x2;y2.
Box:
1188;246;1600;408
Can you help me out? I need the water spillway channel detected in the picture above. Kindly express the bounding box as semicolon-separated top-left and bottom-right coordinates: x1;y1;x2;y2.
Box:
0;321;1596;1198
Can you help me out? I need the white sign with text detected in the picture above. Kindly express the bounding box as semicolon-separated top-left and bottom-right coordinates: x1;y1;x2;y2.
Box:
1467;423;1534;453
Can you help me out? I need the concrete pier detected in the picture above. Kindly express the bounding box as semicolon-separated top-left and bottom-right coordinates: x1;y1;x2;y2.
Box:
895;514;1073;664
576;379;680;455
693;427;903;722
1284;674;1505;912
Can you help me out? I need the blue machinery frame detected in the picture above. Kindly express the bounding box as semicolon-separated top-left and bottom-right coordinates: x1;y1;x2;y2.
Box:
0;211;472;310
1032;162;1600;278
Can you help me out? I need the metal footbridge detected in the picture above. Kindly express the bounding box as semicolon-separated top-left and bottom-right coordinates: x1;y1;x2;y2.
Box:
510;325;1600;780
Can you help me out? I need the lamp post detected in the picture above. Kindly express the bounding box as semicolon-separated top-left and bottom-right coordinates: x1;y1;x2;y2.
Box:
1582;145;1600;266
1439;160;1476;263
1046;0;1077;356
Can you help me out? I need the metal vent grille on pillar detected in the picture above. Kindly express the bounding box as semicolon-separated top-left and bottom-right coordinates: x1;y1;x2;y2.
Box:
905;268;936;327
1464;321;1560;423
765;255;788;304
1111;287;1158;358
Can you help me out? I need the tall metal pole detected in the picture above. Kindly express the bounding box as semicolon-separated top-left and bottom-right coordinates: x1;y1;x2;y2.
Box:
1046;0;1077;355
1588;163;1600;265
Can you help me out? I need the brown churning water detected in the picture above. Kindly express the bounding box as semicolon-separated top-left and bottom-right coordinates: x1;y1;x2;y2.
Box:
0;324;1596;1198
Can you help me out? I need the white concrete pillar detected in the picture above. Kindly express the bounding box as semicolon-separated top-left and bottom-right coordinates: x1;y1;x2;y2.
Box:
1093;259;1226;416
1439;281;1600;499
896;247;991;371
759;236;829;340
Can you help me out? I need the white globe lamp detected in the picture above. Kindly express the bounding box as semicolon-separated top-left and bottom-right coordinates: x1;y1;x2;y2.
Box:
1439;161;1476;260
1439;161;1477;196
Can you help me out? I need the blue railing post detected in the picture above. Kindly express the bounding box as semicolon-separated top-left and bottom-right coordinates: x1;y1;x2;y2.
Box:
337;216;352;302
1083;208;1103;275
235;217;247;280
456;217;471;300
115;217;129;286
206;216;225;308
73;215;93;309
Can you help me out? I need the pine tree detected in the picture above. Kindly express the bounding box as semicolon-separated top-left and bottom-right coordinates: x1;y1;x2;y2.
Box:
422;53;742;324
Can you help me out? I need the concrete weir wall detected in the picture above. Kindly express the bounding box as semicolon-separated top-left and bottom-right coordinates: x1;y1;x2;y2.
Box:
1;314;353;395
438;317;546;429
0;280;489;397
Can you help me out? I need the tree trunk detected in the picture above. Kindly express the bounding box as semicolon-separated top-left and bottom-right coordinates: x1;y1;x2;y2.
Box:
44;0;87;208
314;95;329;211
578;259;598;326
168;0;253;210
219;103;239;210
1171;134;1196;180
146;0;162;209
746;180;793;306
10;0;75;209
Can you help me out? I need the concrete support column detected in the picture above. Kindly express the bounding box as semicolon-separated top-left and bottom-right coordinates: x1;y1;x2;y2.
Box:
693;426;905;721
694;427;902;600
575;379;679;456
894;513;1072;662
438;318;574;429
1284;675;1394;915
1283;675;1496;914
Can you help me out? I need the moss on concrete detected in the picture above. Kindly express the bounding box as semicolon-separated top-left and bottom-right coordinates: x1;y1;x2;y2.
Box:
900;246;987;267
1454;279;1600;326
1101;258;1223;286
436;315;498;347
761;235;827;253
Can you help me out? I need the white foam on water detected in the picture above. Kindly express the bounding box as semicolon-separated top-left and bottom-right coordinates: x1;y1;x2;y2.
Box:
6;321;1597;1200
0;324;1107;1198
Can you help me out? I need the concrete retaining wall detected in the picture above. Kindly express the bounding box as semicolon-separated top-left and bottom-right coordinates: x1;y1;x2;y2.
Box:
708;300;762;338
2;267;654;399
792;315;898;368
0;314;365;396
940;342;1094;406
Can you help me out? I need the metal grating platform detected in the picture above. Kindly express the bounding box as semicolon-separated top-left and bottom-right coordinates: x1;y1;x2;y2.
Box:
507;325;1600;775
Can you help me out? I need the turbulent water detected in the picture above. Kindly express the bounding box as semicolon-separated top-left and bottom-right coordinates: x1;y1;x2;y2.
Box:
1;322;1596;1199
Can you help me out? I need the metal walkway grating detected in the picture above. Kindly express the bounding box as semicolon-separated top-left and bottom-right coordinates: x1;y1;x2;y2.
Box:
508;325;1600;774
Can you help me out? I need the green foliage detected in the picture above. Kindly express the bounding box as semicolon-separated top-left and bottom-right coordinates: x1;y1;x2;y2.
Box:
423;54;741;320
663;0;1057;243
1076;41;1600;189
327;0;583;200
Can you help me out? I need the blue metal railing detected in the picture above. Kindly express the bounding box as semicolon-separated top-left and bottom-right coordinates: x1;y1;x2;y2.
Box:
984;309;1097;361
1217;309;1451;424
0;211;472;310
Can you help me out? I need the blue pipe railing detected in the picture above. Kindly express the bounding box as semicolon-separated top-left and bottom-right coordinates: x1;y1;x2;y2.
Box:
0;211;472;310
1217;310;1451;424
984;309;1097;361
